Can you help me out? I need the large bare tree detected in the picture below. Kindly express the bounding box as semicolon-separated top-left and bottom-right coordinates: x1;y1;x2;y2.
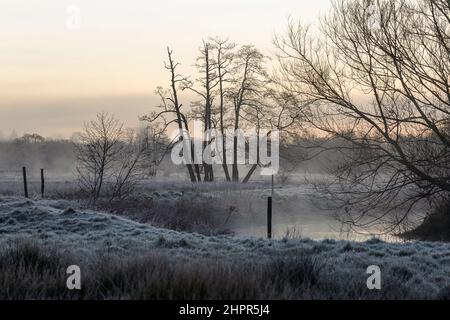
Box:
275;0;450;232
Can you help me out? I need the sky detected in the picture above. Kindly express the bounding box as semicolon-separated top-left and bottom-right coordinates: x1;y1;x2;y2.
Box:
0;0;331;138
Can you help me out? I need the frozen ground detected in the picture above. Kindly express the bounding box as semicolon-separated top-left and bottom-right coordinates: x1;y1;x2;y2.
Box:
0;195;343;260
1;196;450;299
0;174;405;241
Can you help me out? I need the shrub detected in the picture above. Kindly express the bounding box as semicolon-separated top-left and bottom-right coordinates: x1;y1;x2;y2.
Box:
95;194;236;235
400;199;450;242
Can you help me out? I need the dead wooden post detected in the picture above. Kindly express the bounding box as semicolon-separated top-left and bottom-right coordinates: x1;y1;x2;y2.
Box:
267;196;272;239
40;168;45;198
22;167;28;198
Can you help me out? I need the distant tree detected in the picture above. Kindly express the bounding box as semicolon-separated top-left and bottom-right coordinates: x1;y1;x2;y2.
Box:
9;130;18;141
134;125;162;177
70;132;83;143
18;133;45;143
241;85;306;183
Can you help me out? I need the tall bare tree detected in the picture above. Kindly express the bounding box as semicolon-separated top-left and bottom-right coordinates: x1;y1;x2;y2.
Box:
211;37;236;182
181;41;218;181
142;48;198;182
228;45;267;182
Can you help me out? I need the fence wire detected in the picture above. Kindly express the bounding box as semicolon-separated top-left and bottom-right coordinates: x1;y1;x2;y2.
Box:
0;168;44;197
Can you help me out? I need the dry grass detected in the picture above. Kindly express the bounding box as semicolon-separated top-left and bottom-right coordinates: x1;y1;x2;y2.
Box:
0;179;251;236
94;194;237;236
0;240;320;300
1;239;447;300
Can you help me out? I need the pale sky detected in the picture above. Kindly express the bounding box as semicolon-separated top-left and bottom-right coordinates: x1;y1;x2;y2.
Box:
0;0;331;138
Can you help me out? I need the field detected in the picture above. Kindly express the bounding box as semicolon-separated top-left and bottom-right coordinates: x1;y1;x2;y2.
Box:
0;171;396;240
0;186;449;299
0;159;441;300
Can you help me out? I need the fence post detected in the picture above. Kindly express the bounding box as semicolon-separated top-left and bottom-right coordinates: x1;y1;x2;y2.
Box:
22;167;28;198
41;168;45;198
267;196;272;239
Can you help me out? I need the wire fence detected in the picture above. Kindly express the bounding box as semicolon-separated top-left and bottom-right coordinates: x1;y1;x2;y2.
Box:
0;168;45;197
0;169;22;181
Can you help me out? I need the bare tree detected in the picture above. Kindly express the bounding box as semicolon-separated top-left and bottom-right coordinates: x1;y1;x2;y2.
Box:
138;124;170;177
228;45;267;182
181;38;240;182
142;48;198;182
110;128;146;200
75;112;125;200
210;37;236;181
241;86;306;183
75;112;145;201
181;41;218;181
275;0;450;232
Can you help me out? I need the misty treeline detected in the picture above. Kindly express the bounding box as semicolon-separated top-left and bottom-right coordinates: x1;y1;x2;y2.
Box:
0;124;167;190
0;136;75;178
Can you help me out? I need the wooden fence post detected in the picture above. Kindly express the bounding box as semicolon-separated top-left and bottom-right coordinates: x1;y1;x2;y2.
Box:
41;168;45;198
267;196;272;239
22;167;28;198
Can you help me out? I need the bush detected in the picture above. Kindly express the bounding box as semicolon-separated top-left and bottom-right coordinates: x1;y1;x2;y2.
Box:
95;194;236;236
400;199;450;242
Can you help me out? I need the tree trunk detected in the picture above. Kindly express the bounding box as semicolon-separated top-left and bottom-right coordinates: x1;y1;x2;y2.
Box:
167;47;197;182
242;164;258;183
232;135;239;182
